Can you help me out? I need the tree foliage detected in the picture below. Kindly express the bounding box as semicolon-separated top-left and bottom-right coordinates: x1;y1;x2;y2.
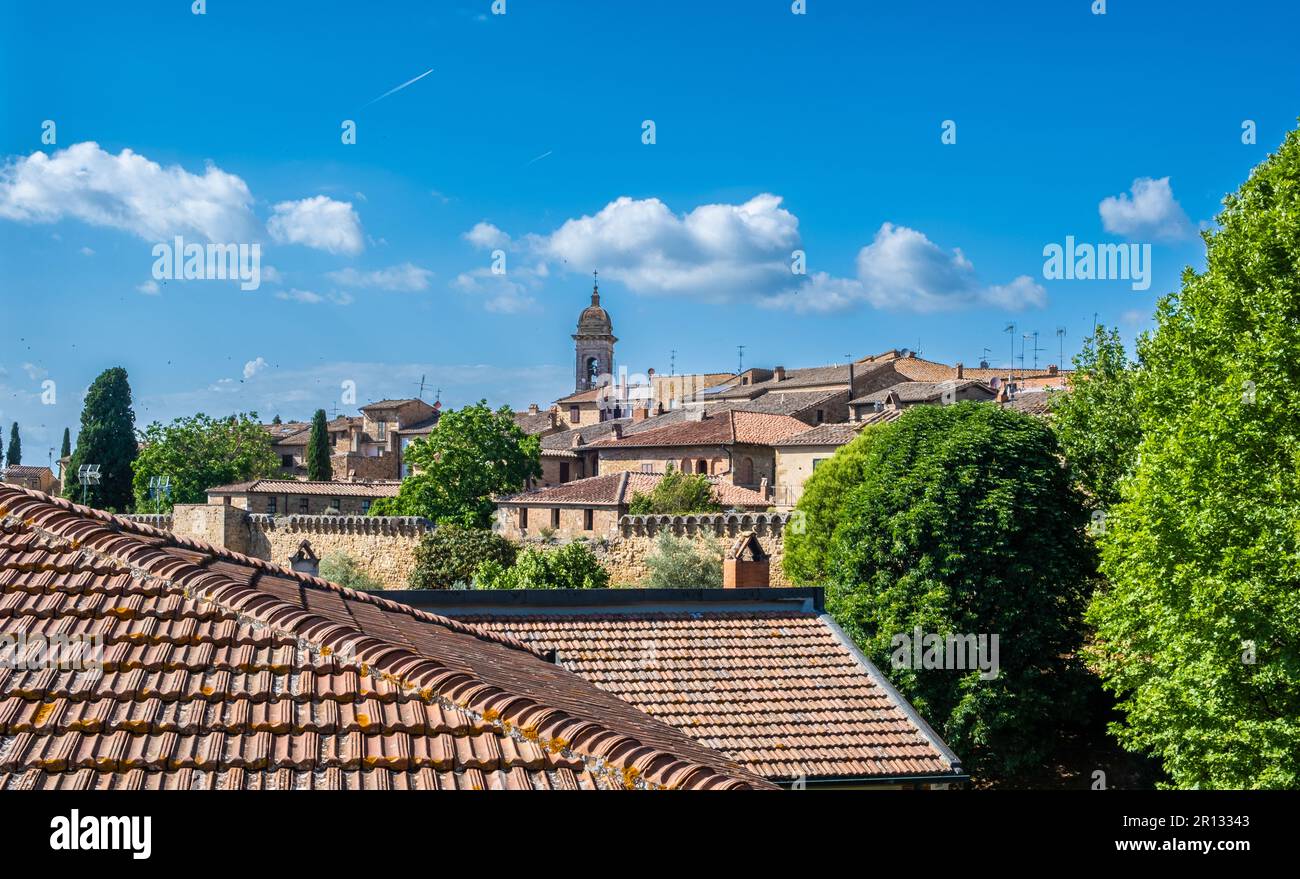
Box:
474;540;610;590
131;412;280;511
1087;126;1300;789
5;422;19;467
319;553;383;591
781;430;878;584
1049;326;1141;508
372;401;541;527
64;367;137;511
60;427;71;461
642;532;722;588
627;464;723;515
789;403;1097;777
306;409;332;481
408;525;518;589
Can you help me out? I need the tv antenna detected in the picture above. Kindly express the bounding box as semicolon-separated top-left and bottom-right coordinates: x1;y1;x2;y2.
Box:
1003;322;1017;369
669;349;676;376
1056;327;1067;366
414;374;427;401
147;475;172;514
737;345;745;375
77;463;100;506
1030;331;1045;370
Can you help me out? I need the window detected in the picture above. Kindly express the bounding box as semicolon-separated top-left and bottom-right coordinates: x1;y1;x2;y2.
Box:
738;457;755;484
570;405;580;422
331;498;342;510
266;497;277;515
815;409;825;423
520;507;528;529
812;458;828;470
551;508;561;528
641;463;654;473
559;462;570;483
281;454;295;468
298;497;309;514
376;420;387;441
361;499;371;514
696;460;708;474
584;509;594;530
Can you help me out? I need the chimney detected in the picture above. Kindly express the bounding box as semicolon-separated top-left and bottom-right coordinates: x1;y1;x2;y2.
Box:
689;407;707;421
773;365;786;382
647;367;655;377
956;362;964;379
632;406;649;423
1048;364;1059;376
758;476;769;498
723;532;770;589
527;403;540;414
570;433;585;448
610;423;623;439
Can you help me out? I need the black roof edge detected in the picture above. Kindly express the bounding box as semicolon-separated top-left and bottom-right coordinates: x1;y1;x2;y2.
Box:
775;771;969;788
373;586;825;614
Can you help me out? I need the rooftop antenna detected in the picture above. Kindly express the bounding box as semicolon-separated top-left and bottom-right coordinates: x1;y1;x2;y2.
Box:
669;349;676;376
981;347;992;369
414;374;427;401
737;345;746;375
147;475;171;514
1004;322;1017;369
77;463;100;506
1031;331;1046;370
1056;327;1067;366
1020;333;1031;369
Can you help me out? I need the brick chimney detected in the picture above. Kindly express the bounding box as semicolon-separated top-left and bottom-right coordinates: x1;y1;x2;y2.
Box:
1048;364;1059;375
527;403;540;414
955;362;964;379
773;365;786;382
723;532;769;589
632;406;649;423
610;423;623;439
570;432;585;448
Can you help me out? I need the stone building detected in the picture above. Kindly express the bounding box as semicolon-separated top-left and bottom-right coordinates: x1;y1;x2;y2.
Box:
206;478;401;515
848;379;996;421
494;470;769;541
0;464;57;495
572;275;616;394
265;398;439;479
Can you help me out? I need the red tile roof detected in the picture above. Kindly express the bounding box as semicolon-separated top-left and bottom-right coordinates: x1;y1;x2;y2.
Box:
206;479;402;497
0;485;772;790
500;472;770;509
588;411;809;449
454;609;964;784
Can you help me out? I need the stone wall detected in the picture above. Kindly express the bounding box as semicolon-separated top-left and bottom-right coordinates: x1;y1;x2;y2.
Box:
246;515;431;588
599;512;790;587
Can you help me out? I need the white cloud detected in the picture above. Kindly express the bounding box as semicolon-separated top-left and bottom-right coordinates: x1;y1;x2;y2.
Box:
763;223;1045;313
79;246;94;256
136;280;160;295
0;142;257;242
275;288;324;304
1099;176;1192;241
243;357;268;380
465;221;510;250
21;363;47;381
326;262;433;291
453;267;540;314
267;195;364;255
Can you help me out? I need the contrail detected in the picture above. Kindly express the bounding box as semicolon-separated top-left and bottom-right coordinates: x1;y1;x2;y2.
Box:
365;68;434;106
526;150;553;166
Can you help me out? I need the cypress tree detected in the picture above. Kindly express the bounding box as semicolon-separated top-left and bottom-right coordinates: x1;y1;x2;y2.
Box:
306;409;332;481
64;367;137;511
60;427;71;460
5;423;19;467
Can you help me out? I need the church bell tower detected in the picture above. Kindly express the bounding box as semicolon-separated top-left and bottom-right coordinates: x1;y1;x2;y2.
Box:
573;271;617;392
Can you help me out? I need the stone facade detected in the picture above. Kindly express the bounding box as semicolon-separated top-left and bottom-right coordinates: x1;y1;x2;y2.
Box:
598;513;790;587
773;445;839;510
595;443;775;489
495;503;621;542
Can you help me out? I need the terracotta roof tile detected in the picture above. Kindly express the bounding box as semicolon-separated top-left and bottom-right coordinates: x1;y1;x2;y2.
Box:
0;485;773;790
587;411;809;449
206;479;402;497
499;472;769;508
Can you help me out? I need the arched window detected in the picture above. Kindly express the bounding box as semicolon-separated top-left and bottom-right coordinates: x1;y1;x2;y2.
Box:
586;357;600;381
680;457;691;474
738;456;754;485
695;459;708;475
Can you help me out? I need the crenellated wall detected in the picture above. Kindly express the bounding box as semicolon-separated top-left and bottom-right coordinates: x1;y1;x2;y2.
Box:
602;513;790;587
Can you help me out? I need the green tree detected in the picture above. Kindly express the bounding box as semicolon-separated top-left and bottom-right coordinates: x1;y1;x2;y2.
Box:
475;540;610;590
1049;326;1141;508
131;412;280;512
373;401;541;527
59;427;71;461
793;403;1096;777
1087;126;1300;789
408;525;518;589
627;464;723;515
5;422;19;467
781;430;878;584
643;532;722;588
305;409;332;481
319;553;383;591
64;367;137;511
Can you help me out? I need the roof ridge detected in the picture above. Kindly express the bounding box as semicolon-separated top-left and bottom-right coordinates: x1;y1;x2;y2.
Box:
0;485;763;789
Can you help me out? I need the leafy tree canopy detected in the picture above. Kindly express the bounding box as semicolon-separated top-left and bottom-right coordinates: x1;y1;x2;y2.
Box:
371;401;541;527
1087;125;1300;789
131;412;279;512
790;403;1097;777
642;531;722;588
408;525;518;589
64;367;137;511
627;464;723;515
319;553;383;591
474;540;610;590
1049;326;1141;508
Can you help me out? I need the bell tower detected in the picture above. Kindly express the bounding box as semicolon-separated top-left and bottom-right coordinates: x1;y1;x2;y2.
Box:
573;271;617;392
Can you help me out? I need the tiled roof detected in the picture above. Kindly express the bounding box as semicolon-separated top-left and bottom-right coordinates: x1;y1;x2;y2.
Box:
394;416;439;435
1;466;54;478
587;411;809;449
999;390;1057;417
206;480;403;497
733;390;845;418
359;399;424;411
850;380;994;406
853;408;906;427
513;410;557;435
539;419;629;450
500;472;769;509
454;610;964;784
711;364;854;398
0;485;771;790
775;422;865;447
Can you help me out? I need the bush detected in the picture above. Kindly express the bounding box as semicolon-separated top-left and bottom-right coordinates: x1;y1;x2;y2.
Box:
796;403;1097;778
643;532;722;588
319;553;383;591
408;525;518;590
627;464;722;515
474;540;610;590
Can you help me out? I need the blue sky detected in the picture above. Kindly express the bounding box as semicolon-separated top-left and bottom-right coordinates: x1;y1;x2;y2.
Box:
2;0;1298;461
